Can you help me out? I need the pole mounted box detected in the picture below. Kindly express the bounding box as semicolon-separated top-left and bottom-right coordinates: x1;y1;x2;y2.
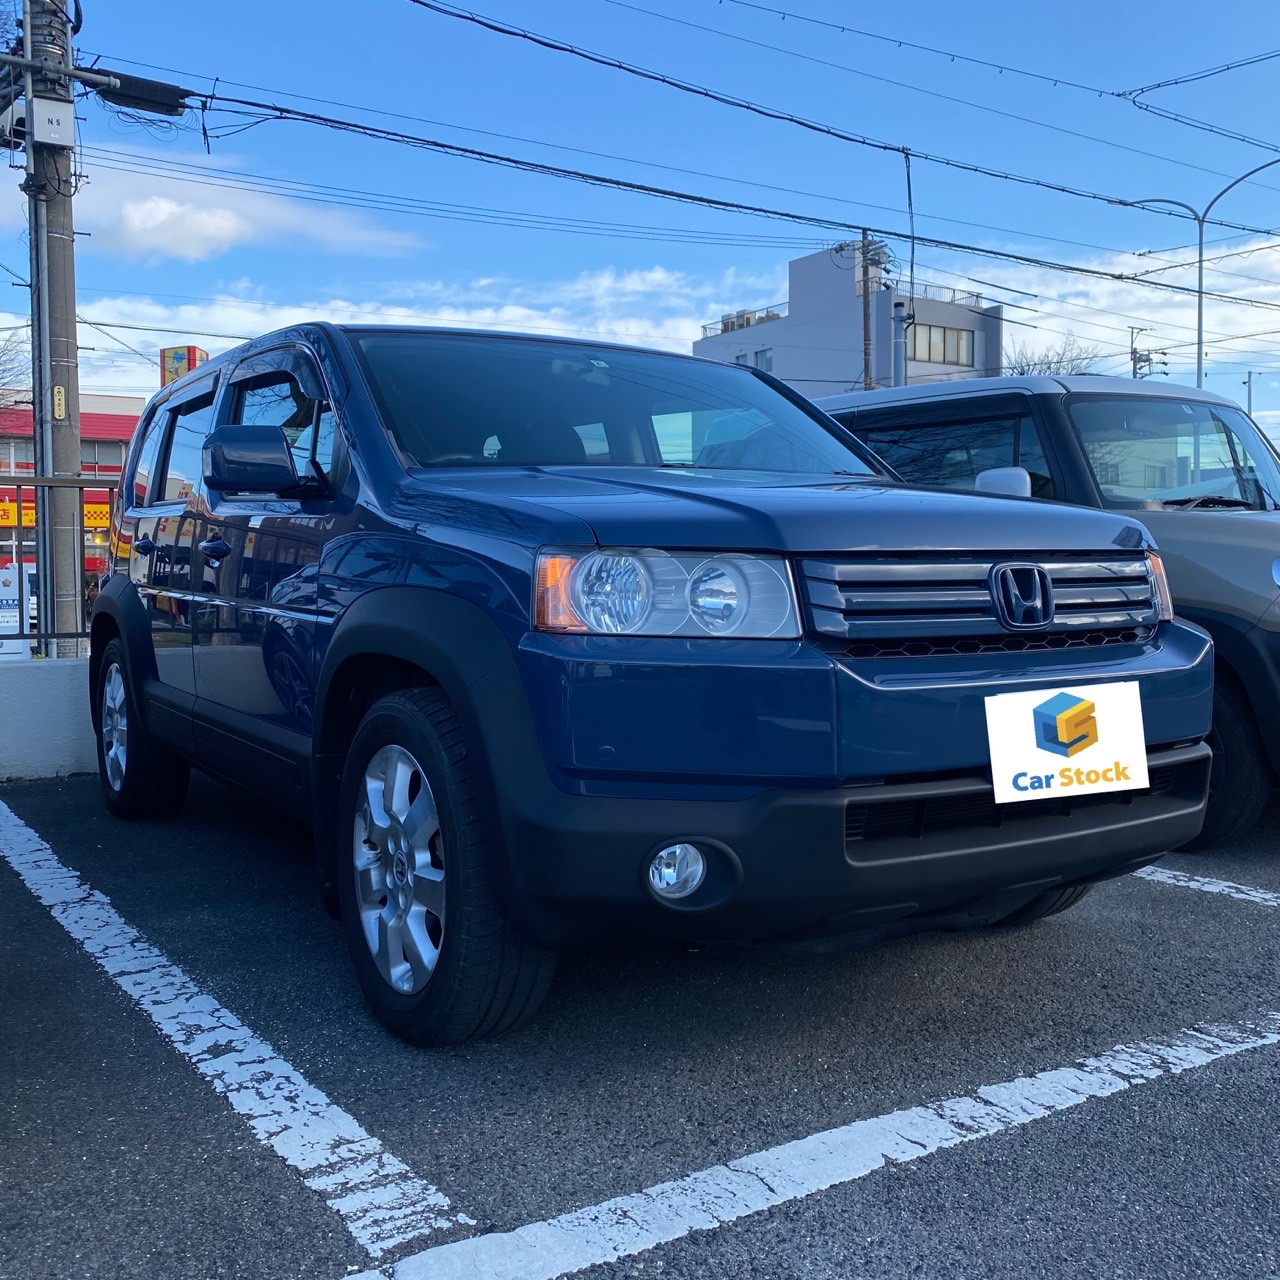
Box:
29;98;73;147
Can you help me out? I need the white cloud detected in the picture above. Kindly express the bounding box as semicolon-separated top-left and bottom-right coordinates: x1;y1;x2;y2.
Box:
116;197;254;262
0;147;422;263
72;262;790;394
923;235;1280;388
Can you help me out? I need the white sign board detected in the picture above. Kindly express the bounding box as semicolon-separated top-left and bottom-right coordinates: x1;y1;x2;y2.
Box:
0;562;29;660
30;98;75;148
984;681;1148;805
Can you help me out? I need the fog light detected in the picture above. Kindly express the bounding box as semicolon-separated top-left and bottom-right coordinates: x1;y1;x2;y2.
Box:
648;843;706;899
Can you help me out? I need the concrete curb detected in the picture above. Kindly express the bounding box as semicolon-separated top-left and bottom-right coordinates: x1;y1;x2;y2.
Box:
0;657;96;779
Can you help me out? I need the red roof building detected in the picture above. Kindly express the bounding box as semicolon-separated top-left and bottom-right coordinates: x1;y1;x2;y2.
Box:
1;391;145;574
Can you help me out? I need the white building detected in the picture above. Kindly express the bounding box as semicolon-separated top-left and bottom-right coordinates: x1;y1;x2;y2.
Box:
692;244;1004;398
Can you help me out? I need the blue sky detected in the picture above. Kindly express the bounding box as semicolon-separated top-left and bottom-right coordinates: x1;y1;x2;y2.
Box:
15;0;1280;415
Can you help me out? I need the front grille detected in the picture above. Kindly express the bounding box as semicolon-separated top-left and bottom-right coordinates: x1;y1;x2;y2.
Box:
803;553;1158;654
845;764;1180;846
841;627;1155;660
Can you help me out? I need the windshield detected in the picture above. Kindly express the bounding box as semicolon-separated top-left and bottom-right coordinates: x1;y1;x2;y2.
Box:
348;331;878;476
1067;394;1280;511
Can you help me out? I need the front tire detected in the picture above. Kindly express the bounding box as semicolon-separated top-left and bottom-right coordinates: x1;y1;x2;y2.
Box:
992;883;1094;928
1181;676;1272;852
94;637;190;819
336;688;556;1046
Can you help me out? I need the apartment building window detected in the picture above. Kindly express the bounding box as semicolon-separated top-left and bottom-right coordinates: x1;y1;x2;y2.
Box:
734;353;750;365
1144;464;1170;490
910;324;974;367
753;349;773;373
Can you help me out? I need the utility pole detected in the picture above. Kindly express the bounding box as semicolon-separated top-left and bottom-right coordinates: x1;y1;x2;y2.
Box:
1129;327;1148;379
24;0;80;654
1243;370;1256;415
891;299;907;387
1128;327;1167;380
0;5;174;655
860;228;873;392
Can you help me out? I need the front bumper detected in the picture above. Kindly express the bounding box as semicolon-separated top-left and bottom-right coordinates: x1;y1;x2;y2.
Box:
462;625;1212;947
497;739;1209;946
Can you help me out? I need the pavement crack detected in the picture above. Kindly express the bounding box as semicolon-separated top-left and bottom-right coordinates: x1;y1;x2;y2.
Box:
739;1166;780;1196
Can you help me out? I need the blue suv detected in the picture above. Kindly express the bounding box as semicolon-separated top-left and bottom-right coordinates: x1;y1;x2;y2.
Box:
91;325;1213;1044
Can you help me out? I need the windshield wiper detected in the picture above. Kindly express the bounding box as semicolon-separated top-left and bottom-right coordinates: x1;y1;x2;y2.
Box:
1160;495;1257;510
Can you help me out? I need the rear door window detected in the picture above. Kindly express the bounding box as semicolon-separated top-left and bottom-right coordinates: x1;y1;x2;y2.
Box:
856;412;1056;498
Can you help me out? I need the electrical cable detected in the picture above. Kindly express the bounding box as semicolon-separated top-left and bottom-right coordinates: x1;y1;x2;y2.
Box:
1121;49;1280;98
186;90;1280;319
602;0;1280;193
401;0;1273;235
720;0;1280;157
78;47;1277;260
720;0;1105;94
0;258;162;365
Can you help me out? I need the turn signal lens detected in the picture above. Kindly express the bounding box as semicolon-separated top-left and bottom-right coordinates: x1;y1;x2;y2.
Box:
1148;551;1174;622
536;553;587;632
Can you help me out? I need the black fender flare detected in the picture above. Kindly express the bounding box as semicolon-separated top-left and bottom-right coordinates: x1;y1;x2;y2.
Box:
89;573;157;712
311;585;536;895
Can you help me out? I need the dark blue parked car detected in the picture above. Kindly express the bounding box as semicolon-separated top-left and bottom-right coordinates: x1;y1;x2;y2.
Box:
91;325;1213;1044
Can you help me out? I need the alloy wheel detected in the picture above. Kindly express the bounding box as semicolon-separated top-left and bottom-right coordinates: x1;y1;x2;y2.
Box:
101;662;128;792
352;744;445;994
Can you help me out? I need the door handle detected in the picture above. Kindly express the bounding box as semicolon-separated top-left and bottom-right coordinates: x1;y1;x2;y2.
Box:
133;535;155;556
199;537;232;560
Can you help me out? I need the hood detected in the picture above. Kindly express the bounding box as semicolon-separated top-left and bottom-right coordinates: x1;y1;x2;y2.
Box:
417;466;1151;556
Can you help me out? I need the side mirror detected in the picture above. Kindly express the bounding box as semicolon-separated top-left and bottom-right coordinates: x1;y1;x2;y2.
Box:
203;424;299;494
975;466;1032;498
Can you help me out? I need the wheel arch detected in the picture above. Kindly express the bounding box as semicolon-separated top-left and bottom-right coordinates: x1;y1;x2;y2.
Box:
89;575;156;716
311;586;522;898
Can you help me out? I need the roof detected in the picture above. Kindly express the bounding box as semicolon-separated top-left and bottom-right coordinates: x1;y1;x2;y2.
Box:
813;375;1241;415
154;321;732;401
0;405;141;442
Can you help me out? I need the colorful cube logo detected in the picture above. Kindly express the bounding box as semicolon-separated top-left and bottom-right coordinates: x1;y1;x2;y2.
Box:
1033;692;1099;758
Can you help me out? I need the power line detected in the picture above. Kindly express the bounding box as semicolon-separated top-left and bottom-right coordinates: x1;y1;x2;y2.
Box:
400;0;1274;235
80;146;829;251
603;0;1280;195
82;48;1280;265
720;0;1280;158
0;257;162;365
1121;48;1280;97
1123;100;1280;157
83;136;1280;304
719;0;1104;94
189;88;1280;319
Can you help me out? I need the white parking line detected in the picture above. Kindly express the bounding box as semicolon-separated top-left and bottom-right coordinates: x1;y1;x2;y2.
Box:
363;1012;1280;1280
1134;864;1280;908
0;800;466;1259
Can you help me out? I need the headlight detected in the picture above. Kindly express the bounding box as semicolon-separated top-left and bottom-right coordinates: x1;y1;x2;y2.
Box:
1147;550;1174;622
535;548;800;638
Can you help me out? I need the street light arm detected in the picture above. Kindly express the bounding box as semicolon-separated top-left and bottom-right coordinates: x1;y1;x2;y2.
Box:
1202;156;1280;222
1126;196;1200;220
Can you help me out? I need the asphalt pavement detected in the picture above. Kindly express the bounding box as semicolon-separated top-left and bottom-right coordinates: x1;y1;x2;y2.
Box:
1;772;1277;1280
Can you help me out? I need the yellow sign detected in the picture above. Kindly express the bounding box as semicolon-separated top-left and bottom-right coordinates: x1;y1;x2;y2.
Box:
0;500;109;528
53;385;66;420
0;501;34;526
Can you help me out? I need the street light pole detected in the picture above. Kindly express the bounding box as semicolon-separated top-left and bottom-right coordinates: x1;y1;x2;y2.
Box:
1129;156;1280;390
